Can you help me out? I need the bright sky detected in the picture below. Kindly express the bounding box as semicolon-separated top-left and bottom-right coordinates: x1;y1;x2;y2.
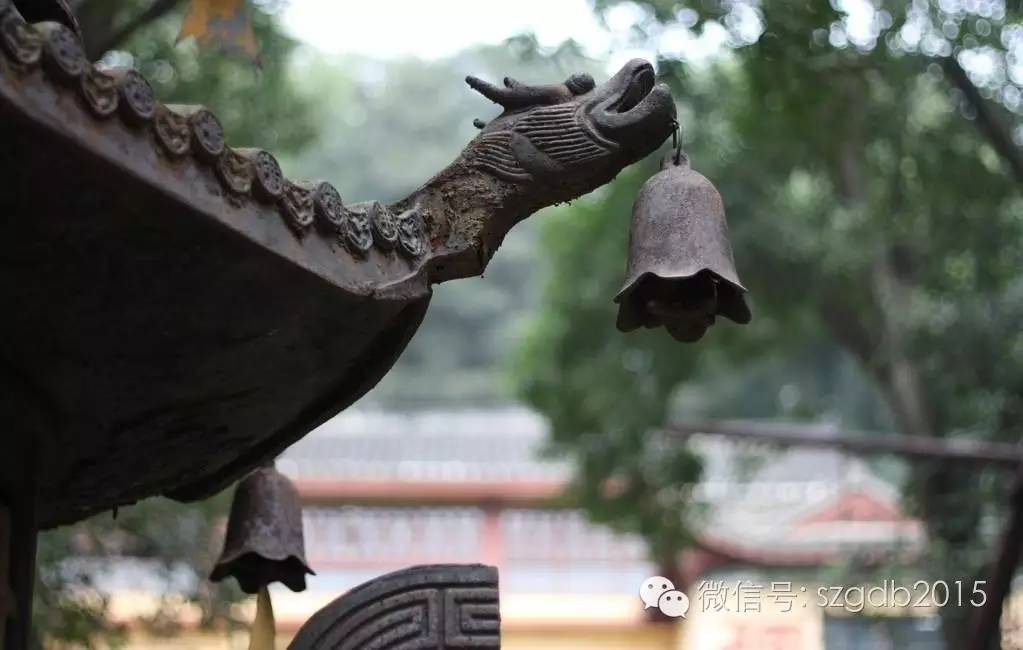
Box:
282;0;619;60
281;0;1022;95
281;0;738;75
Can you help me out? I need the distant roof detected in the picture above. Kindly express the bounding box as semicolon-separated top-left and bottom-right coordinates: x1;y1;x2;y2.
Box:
279;407;924;567
694;436;924;563
278;406;569;484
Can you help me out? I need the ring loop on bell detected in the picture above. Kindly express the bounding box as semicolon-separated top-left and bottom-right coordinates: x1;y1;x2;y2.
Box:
670;118;683;167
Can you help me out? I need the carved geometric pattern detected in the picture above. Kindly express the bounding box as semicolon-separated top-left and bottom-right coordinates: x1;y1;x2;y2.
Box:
370;202;398;250
116;70;156;123
288;564;499;650
247;149;285;202
188;108;226;161
313;182;346;232
40;22;85;80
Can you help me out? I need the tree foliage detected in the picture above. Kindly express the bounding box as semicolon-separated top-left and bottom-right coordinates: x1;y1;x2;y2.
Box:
514;0;1023;638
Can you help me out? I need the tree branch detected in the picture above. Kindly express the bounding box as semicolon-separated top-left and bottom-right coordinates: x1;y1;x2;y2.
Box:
664;420;1023;468
78;0;183;60
942;55;1023;185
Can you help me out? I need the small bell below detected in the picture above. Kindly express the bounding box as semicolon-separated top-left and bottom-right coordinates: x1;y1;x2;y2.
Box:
615;152;751;343
210;463;314;594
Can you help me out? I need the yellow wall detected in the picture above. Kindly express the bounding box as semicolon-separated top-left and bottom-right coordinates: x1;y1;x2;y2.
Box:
105;591;679;650
112;626;678;650
503;626;676;650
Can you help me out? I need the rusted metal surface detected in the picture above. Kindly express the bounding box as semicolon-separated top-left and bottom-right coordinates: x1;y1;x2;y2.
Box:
0;1;674;528
616;155;750;342
288;564;500;649
211;465;313;594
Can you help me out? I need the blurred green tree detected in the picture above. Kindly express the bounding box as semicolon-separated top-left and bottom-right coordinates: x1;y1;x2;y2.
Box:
513;1;1023;644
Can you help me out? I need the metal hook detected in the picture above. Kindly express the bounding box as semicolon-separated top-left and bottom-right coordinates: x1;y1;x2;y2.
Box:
670;119;685;166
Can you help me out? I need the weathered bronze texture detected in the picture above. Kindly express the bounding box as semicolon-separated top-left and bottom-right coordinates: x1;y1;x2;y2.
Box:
340;202;375;255
239;148;284;202
167;104;225;162
281;181;316;233
616;155;750;342
216;146;255;195
288;564;500;649
111;69;155;124
211;465;313;594
369;201;398;250
153;104;191;156
395;209;425;258
0;0;674;527
312;182;345;233
36;21;82;81
467;71;594;109
79;64;117;117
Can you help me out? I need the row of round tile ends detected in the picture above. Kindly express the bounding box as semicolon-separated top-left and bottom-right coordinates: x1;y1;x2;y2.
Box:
0;4;425;258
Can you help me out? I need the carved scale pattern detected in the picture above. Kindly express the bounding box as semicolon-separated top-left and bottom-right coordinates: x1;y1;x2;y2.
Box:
474;131;530;182
0;5;427;264
513;102;607;164
289;564;500;650
473;102;610;183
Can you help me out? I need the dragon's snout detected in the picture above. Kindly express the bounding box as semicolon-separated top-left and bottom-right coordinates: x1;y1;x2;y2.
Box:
588;59;676;153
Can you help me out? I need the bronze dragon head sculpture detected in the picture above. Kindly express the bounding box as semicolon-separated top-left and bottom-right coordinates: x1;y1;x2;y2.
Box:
391;58;676;282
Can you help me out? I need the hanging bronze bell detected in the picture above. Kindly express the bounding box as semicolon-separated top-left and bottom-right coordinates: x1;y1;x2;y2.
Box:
615;153;751;343
210;463;313;594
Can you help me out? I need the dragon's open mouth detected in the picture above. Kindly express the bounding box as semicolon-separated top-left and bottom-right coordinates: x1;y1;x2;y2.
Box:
587;60;673;150
614;64;656;114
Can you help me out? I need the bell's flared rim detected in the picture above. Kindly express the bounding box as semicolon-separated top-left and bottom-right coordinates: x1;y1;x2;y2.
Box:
615;269;751;333
210;551;315;594
614;268;748;304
